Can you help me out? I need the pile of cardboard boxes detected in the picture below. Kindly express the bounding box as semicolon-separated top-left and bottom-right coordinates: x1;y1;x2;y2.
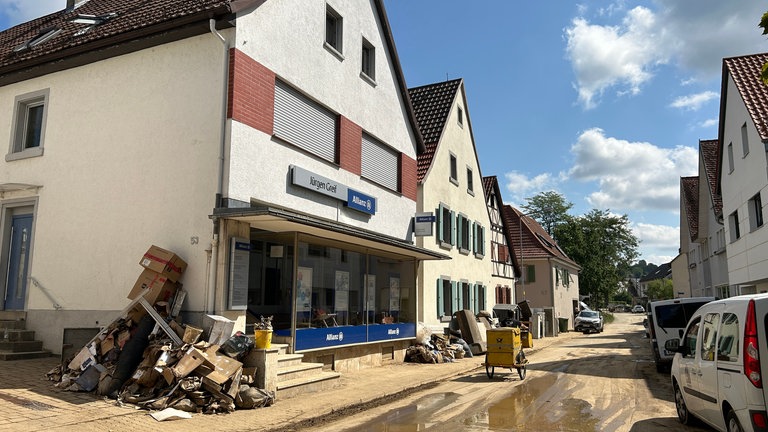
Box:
46;245;274;414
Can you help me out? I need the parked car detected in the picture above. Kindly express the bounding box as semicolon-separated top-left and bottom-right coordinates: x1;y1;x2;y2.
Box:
666;294;768;432
648;297;715;372
574;310;603;334
632;305;645;313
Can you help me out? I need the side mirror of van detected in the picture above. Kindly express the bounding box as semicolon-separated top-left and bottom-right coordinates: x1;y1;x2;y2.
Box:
665;339;690;356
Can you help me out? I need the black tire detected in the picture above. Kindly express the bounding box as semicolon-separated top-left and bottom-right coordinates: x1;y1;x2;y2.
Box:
726;409;743;432
673;381;691;425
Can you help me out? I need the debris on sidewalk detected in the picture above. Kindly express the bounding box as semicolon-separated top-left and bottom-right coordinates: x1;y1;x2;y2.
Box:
45;245;275;416
404;324;467;364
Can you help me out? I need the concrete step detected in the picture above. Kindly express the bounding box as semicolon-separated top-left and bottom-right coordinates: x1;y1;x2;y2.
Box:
0;350;51;361
277;353;305;368
0;311;26;321
276;371;341;400
277;362;325;382
271;343;290;355
1;329;35;341
0;320;26;330
0;340;43;352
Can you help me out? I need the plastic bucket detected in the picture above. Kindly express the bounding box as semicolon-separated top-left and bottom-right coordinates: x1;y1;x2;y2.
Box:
254;330;273;349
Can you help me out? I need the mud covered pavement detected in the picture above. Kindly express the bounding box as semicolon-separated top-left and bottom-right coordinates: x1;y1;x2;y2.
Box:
312;313;712;432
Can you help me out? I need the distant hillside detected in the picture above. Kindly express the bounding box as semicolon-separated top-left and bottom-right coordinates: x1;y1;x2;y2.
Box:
630;260;658;279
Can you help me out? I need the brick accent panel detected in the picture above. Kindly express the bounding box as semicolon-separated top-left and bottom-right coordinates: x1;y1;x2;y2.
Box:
339;116;362;175
228;48;274;135
400;154;417;201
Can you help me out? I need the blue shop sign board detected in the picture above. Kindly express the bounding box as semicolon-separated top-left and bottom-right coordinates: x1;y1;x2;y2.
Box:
290;323;415;351
346;189;376;215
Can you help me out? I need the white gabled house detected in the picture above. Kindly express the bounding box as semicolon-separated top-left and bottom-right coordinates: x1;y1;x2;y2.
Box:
0;0;444;370
717;53;768;295
409;78;494;331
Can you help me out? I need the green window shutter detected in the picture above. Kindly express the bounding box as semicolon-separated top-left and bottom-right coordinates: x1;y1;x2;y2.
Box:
480;226;486;255
436;278;444;317
480;285;487;311
450;210;456;246
456;214;462;249
469;284;477;314
437;205;444;243
472;223;478;253
451;280;458;314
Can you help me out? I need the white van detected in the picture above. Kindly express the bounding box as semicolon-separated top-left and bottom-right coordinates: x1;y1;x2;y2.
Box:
648;297;715;372
666;294;768;432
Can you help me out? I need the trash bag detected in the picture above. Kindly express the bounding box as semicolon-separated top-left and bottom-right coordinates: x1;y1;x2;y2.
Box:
235;385;275;409
219;332;254;359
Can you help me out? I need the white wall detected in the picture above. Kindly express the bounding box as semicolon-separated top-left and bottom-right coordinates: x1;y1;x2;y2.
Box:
417;86;494;328
228;0;417;239
722;75;768;287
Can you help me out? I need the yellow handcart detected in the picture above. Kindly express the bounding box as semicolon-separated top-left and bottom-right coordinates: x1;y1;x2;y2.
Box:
484;327;528;380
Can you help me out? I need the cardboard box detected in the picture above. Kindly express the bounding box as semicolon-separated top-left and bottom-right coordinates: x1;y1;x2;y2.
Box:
202;315;235;345
127;269;178;305
172;347;206;378
140;245;187;282
197;346;243;385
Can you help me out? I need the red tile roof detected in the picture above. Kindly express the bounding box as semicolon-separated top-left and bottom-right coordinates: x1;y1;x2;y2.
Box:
0;0;234;74
723;53;768;142
408;79;462;181
680;176;699;242
699;139;722;219
501;205;578;269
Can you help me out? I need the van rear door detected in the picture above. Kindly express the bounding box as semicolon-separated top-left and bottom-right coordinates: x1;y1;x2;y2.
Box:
753;298;768;405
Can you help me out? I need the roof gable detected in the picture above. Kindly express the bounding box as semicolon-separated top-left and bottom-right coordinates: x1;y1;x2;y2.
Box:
482;176;521;275
699;139;722;219
680;176;699;241
408;79;462;181
501;205;579;269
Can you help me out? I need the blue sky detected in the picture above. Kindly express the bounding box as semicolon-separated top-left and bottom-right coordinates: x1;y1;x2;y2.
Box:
2;0;767;264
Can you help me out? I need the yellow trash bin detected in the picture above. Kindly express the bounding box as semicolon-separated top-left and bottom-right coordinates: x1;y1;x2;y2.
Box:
254;330;273;349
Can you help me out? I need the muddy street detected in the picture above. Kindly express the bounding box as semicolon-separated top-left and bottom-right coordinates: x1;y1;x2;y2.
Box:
310;312;711;432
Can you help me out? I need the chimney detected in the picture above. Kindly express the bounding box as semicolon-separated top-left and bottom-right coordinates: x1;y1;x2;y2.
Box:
67;0;75;8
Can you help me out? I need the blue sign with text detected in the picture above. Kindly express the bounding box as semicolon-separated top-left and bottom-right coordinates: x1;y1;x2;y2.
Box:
346;189;377;215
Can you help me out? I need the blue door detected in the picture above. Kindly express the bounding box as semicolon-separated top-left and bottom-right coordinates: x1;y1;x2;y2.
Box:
4;215;32;310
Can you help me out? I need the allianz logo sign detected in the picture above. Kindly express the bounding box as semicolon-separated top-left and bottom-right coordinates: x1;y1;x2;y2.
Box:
351;195;373;211
326;331;344;341
388;328;400;336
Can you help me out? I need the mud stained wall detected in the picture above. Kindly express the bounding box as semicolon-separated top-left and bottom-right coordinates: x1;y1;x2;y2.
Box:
300;340;411;373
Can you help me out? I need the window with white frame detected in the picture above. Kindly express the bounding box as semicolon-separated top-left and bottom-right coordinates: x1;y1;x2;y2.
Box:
457;213;471;254
437;203;455;247
749;192;764;231
715;227;726;254
727;142;734;173
361;133;398;191
274;80;337;163
8;89;49;161
472;222;485;258
729;210;740;241
741;123;749;157
449;153;458;185
325;4;343;56
361;37;375;81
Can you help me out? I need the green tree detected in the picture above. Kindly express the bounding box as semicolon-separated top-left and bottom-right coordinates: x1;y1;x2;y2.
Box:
646;278;674;301
612;290;633;305
522;191;573;237
555;209;639;308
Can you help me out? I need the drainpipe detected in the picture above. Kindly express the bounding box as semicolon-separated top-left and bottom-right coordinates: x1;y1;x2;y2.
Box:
208;18;230;314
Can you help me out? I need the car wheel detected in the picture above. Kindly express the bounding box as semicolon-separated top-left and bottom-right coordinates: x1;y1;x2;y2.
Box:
726;409;743;432
673;381;692;425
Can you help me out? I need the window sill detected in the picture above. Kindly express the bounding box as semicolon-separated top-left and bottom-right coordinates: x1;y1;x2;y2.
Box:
360;72;376;87
439;241;453;251
458;248;470;255
324;42;344;61
449;177;459;187
6;146;43;161
467;189;474;197
474;253;485;259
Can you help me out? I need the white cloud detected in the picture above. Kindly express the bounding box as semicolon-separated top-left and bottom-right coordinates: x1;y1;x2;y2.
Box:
564;1;766;109
632;223;679;264
503;171;559;206
0;0;62;30
700;118;718;128
670;91;719;111
568;128;698;211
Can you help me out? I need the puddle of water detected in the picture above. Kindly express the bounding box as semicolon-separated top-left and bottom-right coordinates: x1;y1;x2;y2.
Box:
0;392;56;411
353;392;461;432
